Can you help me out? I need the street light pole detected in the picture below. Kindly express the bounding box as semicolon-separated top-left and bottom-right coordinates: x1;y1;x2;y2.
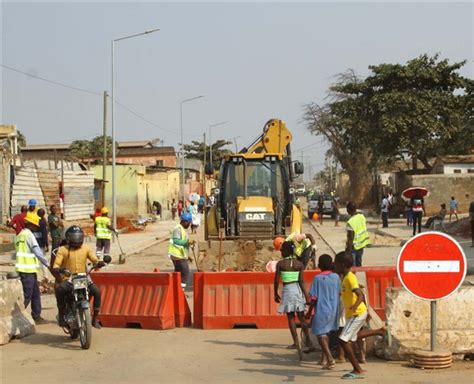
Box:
111;28;159;229
209;121;227;167
180;95;204;202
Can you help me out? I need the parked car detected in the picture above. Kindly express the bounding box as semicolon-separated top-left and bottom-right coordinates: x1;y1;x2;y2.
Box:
308;194;334;218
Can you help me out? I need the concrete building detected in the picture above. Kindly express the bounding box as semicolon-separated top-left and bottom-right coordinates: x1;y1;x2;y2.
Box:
432;155;474;174
21;140;176;168
93;164;180;218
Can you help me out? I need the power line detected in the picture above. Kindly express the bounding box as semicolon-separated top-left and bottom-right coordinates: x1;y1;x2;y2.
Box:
1;63;185;137
1;63;102;96
294;138;326;152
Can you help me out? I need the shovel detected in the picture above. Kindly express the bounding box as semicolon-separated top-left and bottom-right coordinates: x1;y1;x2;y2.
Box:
114;232;126;264
190;244;201;272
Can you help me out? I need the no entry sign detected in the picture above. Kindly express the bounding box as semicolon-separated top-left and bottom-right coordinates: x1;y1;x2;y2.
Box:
397;232;466;301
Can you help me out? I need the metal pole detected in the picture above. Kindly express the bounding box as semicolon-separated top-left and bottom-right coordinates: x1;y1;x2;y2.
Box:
431;300;436;351
209;125;212;167
111;40;116;229
102;91;108;207
180;102;185;203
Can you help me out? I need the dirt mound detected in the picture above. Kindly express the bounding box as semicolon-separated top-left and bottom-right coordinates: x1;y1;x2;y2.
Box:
445;218;471;238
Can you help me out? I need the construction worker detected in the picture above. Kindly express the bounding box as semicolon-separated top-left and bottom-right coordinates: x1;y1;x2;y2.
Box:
285;232;314;268
14;212;50;324
168;212;195;288
345;202;370;267
95;207;115;260
53;226;105;329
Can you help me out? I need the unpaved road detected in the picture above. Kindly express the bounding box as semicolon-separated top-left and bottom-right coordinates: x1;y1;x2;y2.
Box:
2;216;473;383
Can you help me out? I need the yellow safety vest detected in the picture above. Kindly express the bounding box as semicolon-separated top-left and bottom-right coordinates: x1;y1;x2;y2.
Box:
286;233;311;257
95;216;112;240
15;229;40;273
168;225;188;260
348;213;370;250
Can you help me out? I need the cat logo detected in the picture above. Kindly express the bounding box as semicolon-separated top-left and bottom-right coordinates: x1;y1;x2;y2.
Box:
245;213;265;220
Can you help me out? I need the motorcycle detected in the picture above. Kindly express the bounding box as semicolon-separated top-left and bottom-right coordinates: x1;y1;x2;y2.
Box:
58;261;107;349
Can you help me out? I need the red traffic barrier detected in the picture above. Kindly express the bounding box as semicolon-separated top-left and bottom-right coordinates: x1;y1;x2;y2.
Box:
93;272;176;330
171;272;192;327
194;267;401;329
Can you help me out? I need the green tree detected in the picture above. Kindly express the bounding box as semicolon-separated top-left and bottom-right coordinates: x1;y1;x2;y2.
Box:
70;140;91;161
89;135;115;160
182;139;232;169
17;130;27;147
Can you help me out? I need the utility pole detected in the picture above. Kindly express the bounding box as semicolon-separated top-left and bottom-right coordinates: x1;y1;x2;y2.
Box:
102;91;108;207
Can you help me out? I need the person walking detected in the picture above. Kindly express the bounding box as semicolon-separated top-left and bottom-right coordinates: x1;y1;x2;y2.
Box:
306;254;341;369
449;196;459;222
317;195;324;226
48;204;64;261
273;241;312;360
14;212;50;324
198;195;205;214
381;194;389;228
8;205;27;235
95;207;115;260
171;198;177;220
168;213;195;288
334;251;386;380
177;200;184;218
333;199;340;227
345;202;370;267
410;190;425;236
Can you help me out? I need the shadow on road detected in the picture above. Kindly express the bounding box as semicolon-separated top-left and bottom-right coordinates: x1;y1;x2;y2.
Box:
205;339;282;349
18;331;84;351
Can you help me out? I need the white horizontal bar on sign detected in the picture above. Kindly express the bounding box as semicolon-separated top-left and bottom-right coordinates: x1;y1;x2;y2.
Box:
404;260;460;273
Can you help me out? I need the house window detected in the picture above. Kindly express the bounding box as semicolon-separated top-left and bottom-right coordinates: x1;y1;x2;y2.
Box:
156;160;164;166
468;169;474;173
453;169;461;173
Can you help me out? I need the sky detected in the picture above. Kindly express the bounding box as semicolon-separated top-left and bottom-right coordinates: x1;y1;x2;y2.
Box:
1;1;473;177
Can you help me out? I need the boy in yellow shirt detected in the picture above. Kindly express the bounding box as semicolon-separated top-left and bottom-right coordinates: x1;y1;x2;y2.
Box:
334;251;386;380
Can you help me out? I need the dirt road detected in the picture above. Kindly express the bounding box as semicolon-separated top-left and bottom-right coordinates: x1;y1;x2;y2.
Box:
2;217;473;383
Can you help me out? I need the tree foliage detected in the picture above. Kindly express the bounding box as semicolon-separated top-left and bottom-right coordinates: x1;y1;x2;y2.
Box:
70;135;116;162
182;139;232;169
303;54;473;205
17;130;27;147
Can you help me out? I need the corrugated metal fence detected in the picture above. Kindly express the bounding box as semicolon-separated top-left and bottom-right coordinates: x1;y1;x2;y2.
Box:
63;170;94;220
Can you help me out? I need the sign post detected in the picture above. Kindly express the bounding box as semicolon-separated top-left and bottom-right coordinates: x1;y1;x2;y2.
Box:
397;232;466;352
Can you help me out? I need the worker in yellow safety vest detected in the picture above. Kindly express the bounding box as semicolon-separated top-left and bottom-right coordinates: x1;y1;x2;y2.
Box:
168;212;195;288
345;201;370;267
285;232;316;268
15;211;50;324
94;207;116;260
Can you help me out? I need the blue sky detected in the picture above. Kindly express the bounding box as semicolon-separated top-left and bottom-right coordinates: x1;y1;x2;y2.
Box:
1;2;472;176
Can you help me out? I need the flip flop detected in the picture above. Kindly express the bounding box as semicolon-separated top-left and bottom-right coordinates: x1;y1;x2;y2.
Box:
286;344;297;350
303;346;316;354
341;372;365;380
322;361;336;370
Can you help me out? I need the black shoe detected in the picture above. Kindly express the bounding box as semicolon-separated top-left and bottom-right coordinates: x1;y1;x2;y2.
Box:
56;311;67;327
34;316;47;325
92;318;101;329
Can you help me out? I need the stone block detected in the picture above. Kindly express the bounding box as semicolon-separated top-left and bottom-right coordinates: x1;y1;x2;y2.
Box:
376;287;474;360
0;279;36;345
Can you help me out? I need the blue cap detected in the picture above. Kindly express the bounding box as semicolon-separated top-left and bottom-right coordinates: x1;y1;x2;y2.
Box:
180;212;192;222
28;199;37;206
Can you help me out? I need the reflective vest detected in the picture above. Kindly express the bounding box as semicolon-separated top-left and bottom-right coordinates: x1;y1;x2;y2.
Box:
348;213;370;250
95;216;112;240
168;224;188;260
15;229;40;273
286;233;311;257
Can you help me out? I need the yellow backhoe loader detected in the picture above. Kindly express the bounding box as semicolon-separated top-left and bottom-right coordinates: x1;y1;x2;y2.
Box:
198;119;304;271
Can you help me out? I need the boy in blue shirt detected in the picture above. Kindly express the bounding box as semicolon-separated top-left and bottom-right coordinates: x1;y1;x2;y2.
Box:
307;254;340;369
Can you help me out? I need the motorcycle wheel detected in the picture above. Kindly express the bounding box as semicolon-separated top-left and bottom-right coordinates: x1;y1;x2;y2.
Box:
78;307;92;349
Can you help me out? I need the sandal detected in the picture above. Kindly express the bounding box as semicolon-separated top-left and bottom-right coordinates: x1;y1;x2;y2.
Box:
322;361;336;370
341;372;365;380
286;344;297;350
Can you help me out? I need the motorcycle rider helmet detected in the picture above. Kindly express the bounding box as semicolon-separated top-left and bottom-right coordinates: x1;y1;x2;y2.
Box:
65;225;84;249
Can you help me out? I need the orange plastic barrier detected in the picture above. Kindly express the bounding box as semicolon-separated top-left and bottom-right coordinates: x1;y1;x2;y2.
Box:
194;267;401;329
93;272;176;330
171;272;192;327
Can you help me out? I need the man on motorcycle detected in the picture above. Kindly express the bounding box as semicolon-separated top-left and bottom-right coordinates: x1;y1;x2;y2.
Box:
52;226;105;329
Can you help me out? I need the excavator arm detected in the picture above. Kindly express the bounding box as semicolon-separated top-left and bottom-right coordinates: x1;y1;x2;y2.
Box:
243;119;293;155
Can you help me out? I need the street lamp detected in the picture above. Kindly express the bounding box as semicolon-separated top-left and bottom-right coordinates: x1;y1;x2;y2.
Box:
111;28;160;229
180;95;204;202
209;121;227;166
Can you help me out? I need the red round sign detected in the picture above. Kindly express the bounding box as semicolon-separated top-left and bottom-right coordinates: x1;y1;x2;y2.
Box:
397;232;466;300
